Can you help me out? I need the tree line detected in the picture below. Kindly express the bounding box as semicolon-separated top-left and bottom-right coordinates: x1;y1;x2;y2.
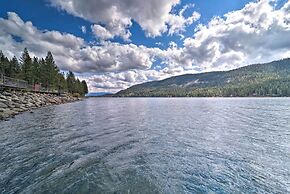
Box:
115;58;290;97
116;80;290;97
0;48;88;95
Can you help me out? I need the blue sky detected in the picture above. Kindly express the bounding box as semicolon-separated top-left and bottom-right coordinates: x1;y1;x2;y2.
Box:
0;0;254;47
0;0;289;92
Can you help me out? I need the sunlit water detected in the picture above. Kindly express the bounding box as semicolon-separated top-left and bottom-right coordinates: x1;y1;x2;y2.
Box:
1;98;290;193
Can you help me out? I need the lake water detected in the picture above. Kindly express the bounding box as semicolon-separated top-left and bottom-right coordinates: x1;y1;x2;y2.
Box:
1;98;290;193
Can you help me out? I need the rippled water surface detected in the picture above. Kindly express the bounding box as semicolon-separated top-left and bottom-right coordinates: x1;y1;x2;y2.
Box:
1;98;290;193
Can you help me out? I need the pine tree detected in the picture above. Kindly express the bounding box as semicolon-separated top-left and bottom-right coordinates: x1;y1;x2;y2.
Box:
0;51;11;77
76;78;82;94
0;51;5;76
45;51;59;90
0;49;88;95
81;80;88;94
57;72;67;91
20;48;33;83
39;58;49;88
10;56;20;78
66;71;76;93
32;57;40;84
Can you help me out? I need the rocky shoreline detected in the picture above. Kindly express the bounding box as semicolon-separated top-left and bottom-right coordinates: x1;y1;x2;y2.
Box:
0;91;81;120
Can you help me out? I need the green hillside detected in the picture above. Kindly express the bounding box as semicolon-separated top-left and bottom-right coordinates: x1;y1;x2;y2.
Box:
114;58;290;97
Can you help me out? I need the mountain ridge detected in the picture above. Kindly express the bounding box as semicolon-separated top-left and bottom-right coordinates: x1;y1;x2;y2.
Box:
114;58;290;97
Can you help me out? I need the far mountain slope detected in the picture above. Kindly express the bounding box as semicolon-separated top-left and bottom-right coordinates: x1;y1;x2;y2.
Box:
114;58;290;97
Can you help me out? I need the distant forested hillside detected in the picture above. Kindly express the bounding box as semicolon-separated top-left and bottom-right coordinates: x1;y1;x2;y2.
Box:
115;58;290;97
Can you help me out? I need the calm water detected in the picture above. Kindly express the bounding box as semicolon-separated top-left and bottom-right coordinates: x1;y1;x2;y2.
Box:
1;98;290;194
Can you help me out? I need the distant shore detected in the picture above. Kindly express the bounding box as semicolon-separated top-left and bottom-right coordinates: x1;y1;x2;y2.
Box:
0;90;82;120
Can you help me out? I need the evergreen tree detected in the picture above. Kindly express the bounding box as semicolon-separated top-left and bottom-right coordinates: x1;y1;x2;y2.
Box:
0;51;10;77
0;51;5;76
0;49;88;95
39;58;48;88
57;72;67;91
45;51;59;90
76;78;82;94
66;71;76;93
10;56;20;78
20;48;33;83
81;80;88;94
32;57;40;84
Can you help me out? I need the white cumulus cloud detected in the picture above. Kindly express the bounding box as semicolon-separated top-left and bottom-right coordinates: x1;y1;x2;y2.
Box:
174;0;290;71
49;0;200;40
81;26;86;33
1;0;290;93
0;12;161;74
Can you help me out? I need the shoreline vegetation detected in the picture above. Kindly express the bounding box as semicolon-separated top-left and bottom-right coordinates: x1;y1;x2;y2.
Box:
0;48;88;95
0;48;89;120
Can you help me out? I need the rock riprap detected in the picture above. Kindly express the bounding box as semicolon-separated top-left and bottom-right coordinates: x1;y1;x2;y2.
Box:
0;91;81;120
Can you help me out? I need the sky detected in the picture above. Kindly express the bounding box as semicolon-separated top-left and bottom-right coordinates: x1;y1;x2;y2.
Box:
0;0;289;93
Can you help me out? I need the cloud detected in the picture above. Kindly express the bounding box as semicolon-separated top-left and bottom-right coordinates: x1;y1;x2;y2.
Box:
167;4;201;37
49;0;200;40
0;12;85;65
91;24;131;41
81;26;86;33
1;0;290;93
84;0;290;92
173;0;290;71
83;68;195;93
72;43;162;73
0;12;160;74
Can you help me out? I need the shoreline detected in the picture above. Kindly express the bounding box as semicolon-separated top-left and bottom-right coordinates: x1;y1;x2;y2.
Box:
90;95;290;98
0;91;82;121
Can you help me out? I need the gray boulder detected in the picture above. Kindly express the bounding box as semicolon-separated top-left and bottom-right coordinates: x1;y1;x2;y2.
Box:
0;102;8;108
